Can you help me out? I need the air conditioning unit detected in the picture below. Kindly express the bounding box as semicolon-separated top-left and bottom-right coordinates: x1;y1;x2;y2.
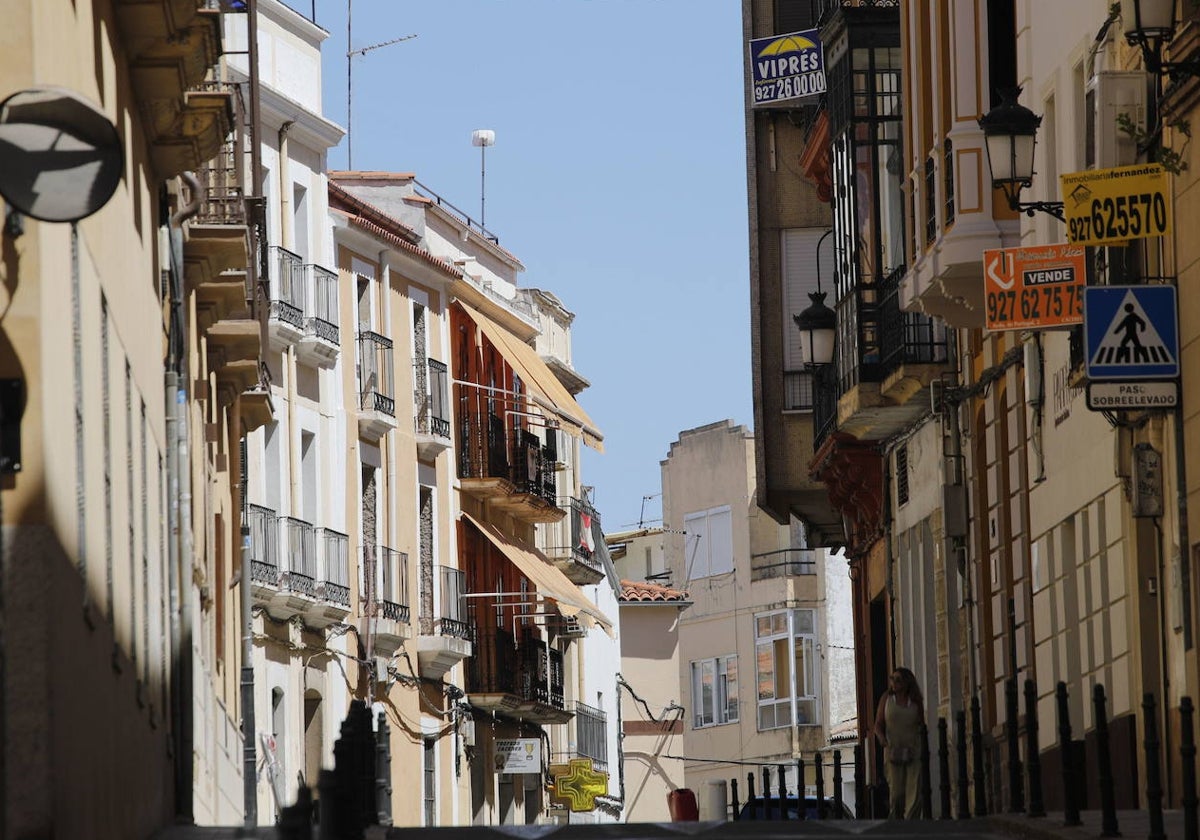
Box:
1087;71;1148;170
551;615;586;638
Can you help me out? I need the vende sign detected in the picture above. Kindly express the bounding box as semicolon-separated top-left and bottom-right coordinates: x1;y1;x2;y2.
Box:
982;243;1086;332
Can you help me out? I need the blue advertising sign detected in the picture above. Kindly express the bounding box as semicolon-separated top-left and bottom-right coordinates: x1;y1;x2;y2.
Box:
750;29;826;106
1083;285;1179;380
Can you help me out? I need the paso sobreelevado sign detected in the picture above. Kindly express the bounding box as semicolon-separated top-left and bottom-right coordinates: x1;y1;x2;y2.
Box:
749;29;826;105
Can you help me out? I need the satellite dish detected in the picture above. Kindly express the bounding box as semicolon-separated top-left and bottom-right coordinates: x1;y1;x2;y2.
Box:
0;87;123;223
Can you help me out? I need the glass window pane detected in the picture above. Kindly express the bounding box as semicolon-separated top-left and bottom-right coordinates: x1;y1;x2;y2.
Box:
793;609;815;635
774;638;791;698
756;615;772;638
723;656;739;723
795;636;817;696
756;642;775;700
773;613;787;634
797;698;817;726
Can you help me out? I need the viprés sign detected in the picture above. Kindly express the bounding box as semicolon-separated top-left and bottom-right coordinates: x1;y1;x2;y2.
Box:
750;29;826;105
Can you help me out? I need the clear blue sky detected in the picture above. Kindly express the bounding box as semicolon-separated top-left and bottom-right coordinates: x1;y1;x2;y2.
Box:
305;0;752;532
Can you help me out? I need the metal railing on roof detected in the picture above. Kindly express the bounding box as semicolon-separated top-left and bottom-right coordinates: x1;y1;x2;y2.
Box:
412;179;500;244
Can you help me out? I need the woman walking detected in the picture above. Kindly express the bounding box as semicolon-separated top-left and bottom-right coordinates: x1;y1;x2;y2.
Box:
874;667;925;819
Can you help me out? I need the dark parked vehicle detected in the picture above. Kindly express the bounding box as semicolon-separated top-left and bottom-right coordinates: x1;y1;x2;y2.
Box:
735;795;855;820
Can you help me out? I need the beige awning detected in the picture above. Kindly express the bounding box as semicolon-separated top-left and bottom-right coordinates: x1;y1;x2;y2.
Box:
458;301;604;452
462;512;614;634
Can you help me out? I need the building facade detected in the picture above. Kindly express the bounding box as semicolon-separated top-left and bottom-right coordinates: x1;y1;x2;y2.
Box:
0;0;272;835
745;0;1200;816
658;420;857;815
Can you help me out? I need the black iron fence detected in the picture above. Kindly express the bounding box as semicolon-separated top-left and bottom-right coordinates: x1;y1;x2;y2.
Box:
726;680;1200;830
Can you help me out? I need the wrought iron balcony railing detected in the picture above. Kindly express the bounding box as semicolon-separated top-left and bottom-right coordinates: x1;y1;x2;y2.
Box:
575;701;609;771
270;246;306;328
248;503;279;586
458;409;561;506
436;565;471;639
511;430;557;504
813;361;839;450
321;528;350;607
357;331;395;416
416;358;451;438
194;82;246;227
306;264;339;344
283;516;317;597
520;634;565;709
751;548;818;581
363;545;409;623
466;627;565;709
467;627;520;696
878;265;952;376
816;0;900;25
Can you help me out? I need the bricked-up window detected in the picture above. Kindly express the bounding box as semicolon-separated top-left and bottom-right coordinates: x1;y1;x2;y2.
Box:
896;444;909;506
776;0;814;33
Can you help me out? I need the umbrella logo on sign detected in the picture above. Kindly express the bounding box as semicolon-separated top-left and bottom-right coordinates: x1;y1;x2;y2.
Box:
756;34;819;56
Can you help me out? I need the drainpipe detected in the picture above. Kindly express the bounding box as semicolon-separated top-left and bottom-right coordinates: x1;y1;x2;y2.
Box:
168;171;202;822
278;122;294;251
243;0;265;830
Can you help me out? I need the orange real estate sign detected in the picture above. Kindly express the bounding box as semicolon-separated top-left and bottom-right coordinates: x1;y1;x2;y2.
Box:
983;243;1086;332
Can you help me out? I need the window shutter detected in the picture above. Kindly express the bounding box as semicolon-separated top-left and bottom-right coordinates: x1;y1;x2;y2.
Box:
708;508;734;575
684;511;709;578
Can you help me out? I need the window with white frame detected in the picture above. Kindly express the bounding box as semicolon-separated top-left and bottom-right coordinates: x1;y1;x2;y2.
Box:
683;506;733;579
690;655;739;728
755;609;819;730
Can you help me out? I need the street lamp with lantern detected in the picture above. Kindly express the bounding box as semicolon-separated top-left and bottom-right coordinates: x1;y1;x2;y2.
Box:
793;228;837;367
1120;0;1190;71
978;89;1065;221
793;292;836;367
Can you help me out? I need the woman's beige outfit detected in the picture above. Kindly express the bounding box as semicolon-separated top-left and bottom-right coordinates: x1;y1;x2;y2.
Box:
883;694;922;819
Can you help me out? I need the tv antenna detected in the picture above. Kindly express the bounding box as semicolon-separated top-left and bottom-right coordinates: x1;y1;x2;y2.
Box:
346;0;416;169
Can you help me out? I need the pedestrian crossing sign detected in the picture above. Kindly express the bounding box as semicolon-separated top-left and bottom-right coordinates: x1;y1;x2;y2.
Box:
1084;285;1179;380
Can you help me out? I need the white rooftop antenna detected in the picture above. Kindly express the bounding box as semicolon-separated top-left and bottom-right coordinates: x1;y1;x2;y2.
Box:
471;129;495;229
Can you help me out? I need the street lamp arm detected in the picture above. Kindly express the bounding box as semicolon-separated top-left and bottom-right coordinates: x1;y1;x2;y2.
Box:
1009;197;1066;222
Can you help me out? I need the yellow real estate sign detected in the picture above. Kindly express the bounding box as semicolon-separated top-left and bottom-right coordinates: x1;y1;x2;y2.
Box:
1060;163;1172;247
